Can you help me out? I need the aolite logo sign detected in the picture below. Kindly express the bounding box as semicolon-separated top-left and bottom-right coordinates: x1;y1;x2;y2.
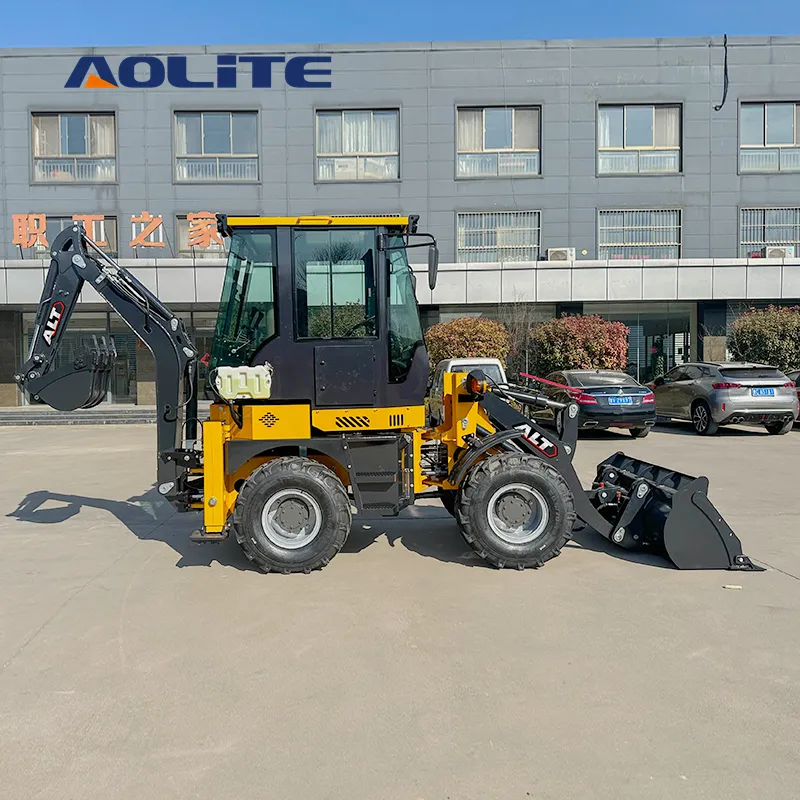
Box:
65;55;332;89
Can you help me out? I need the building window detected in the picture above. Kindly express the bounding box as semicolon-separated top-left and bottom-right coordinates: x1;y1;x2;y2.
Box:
457;107;540;178
457;211;541;262
32;113;116;183
177;214;226;258
597;105;681;175
740;208;800;257
174;112;258;182
739;102;800;173
598;209;681;259
31;216;118;258
315;110;400;181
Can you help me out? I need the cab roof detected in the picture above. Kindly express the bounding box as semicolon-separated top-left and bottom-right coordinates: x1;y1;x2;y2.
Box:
224;215;412;228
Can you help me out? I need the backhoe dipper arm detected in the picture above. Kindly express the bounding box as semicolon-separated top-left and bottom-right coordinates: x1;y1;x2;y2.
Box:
16;224;198;505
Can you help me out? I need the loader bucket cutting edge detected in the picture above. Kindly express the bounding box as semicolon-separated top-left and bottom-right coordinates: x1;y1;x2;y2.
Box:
590;452;764;572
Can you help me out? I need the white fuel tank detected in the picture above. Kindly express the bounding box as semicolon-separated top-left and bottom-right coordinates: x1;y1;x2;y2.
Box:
214;364;273;400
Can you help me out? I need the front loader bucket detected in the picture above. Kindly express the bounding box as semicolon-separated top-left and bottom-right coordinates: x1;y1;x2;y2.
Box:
589;452;763;571
25;336;116;411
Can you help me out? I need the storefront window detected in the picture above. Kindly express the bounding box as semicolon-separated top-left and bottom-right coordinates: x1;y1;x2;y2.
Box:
584;302;694;383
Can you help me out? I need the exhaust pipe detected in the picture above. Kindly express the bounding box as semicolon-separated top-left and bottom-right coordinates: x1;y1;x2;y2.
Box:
583;420;598;428
589;452;763;571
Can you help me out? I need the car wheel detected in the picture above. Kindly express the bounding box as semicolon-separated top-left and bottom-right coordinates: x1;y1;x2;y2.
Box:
691;401;719;435
765;419;793;435
630;427;650;438
555;411;564;439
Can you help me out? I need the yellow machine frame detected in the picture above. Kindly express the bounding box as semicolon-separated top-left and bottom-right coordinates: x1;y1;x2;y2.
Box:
199;372;484;534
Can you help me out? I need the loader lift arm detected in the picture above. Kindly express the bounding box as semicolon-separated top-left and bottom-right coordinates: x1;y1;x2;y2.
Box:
457;370;762;571
15;224;199;508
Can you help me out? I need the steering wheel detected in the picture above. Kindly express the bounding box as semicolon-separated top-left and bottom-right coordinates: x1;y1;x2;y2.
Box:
342;315;376;337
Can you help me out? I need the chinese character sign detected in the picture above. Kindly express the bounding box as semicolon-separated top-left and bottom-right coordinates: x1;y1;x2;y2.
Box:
10;212;223;253
187;212;223;249
129;211;164;248
12;214;48;248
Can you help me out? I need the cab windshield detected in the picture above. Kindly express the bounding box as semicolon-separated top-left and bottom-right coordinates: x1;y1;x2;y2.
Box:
211;229;276;368
387;238;425;382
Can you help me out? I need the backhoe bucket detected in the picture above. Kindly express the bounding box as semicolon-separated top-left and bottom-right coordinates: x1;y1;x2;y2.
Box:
589;452;763;571
26;336;116;411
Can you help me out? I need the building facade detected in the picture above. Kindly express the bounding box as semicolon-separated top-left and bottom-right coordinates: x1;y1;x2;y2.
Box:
1;36;800;404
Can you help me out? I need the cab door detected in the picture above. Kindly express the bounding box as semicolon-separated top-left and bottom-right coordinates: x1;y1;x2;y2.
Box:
292;227;381;408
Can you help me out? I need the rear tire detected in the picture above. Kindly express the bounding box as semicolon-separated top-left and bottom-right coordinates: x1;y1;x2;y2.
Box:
691;401;719;435
765;419;793;435
455;453;575;569
630;427;650;438
232;457;351;574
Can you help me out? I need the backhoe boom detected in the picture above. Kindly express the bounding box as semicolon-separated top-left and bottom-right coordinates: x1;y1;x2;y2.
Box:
15;224;198;507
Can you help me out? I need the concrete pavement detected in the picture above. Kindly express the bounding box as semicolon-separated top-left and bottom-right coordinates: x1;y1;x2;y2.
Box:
1;423;798;800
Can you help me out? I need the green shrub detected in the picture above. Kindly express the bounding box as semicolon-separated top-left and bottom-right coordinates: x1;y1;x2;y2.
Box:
728;306;800;372
528;315;629;377
424;317;511;370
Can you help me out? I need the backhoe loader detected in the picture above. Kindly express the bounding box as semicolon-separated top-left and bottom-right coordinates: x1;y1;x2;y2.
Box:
16;215;762;574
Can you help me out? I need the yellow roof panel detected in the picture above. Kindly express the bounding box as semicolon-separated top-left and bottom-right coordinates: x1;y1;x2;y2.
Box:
226;215;411;228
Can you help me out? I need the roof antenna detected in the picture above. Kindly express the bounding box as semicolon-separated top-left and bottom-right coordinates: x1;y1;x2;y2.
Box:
713;34;729;112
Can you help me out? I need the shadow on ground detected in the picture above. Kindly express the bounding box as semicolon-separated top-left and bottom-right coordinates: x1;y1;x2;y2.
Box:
7;488;256;572
651;422;773;437
6;489;678;572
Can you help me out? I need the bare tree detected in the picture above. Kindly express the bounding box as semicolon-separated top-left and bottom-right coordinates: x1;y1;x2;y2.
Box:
498;294;540;379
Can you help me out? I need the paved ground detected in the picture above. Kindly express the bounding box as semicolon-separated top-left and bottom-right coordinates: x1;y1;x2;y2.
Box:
1;423;798;800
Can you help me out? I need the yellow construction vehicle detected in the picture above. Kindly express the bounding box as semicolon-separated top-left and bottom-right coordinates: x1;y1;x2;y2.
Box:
16;215;762;574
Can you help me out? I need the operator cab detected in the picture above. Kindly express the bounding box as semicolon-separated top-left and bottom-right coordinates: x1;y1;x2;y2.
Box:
211;215;438;410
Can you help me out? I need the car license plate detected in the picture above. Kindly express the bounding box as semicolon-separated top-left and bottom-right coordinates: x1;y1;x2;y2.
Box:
751;388;775;397
609;396;633;405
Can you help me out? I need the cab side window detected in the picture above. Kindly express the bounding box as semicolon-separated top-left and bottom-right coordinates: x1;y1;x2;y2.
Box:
293;228;376;339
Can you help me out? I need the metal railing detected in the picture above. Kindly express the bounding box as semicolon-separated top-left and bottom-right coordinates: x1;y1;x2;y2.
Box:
740;147;800;173
316;155;399;181
33;157;116;183
598;149;680;175
457;151;540;178
175;157;258;182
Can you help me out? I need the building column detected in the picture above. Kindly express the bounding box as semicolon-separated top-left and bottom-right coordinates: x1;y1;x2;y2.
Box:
0;310;23;407
697;301;728;362
136;344;155;405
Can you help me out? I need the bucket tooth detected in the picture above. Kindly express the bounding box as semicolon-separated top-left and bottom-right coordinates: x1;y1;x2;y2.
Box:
590;452;763;571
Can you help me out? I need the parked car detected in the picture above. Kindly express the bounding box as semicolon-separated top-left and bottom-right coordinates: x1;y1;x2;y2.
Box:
536;370;656;438
651;361;799;435
428;357;508;426
786;370;800;421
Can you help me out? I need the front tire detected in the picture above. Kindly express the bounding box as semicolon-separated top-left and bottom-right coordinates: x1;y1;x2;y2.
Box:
691;401;719;435
765;419;793;435
455;453;575;569
232;457;351;574
630;427;650;438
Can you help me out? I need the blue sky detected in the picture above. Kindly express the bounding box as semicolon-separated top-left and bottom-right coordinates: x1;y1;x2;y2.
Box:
1;0;797;48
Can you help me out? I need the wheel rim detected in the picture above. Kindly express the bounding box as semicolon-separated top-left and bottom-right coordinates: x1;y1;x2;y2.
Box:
693;405;708;432
487;483;550;545
260;489;322;550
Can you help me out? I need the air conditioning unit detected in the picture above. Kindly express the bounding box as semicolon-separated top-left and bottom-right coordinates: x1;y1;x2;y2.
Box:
547;247;577;261
761;246;796;259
